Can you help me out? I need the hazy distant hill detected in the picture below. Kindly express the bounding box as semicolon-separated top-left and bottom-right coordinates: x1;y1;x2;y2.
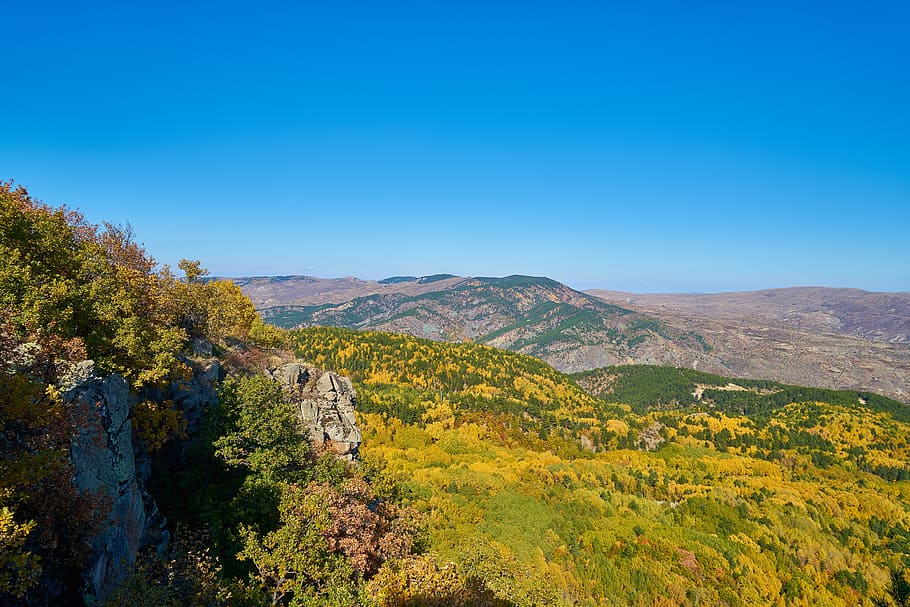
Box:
252;275;712;373
587;287;910;343
232;274;465;308
587;287;910;401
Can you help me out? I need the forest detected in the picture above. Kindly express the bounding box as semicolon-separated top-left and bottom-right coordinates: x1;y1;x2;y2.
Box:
293;328;910;606
1;182;909;606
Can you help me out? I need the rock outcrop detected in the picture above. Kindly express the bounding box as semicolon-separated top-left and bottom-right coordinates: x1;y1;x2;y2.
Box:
64;355;221;605
67;368;150;605
61;354;351;603
637;421;666;451
268;362;362;460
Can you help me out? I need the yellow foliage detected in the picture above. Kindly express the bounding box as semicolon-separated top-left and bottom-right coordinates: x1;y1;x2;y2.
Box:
0;506;40;598
132;399;187;452
248;317;287;349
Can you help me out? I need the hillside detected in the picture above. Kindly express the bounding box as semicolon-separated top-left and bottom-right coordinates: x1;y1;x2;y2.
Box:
257;275;713;373
243;276;910;401
292;326;629;451
573;364;910;479
0;185;457;607
233;274;465;308
291;328;910;606
588;287;910;344
588;288;910;401
9;183;909;606
573;364;910;419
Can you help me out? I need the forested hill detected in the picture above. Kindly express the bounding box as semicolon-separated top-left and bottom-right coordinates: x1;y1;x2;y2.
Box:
259;274;713;374
291;327;910;606
1;184;481;606
573;364;910;421
292;326;628;451
573;364;910;481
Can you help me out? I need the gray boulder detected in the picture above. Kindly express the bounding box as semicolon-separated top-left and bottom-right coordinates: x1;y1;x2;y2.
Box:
271;362;310;389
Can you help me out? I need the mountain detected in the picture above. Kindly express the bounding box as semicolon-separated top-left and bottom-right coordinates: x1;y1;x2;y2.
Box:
239;276;910;402
587;287;910;402
232;274;464;308
252;275;714;373
587;287;910;343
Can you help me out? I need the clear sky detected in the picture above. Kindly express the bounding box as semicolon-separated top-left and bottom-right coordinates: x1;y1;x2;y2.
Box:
2;1;908;292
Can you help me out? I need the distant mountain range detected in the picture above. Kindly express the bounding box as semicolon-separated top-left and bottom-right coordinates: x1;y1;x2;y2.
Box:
587;287;910;344
235;274;910;402
588;287;910;402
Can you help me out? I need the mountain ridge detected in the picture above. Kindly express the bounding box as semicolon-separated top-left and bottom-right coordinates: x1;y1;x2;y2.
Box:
254;274;712;374
587;286;910;344
238;275;910;402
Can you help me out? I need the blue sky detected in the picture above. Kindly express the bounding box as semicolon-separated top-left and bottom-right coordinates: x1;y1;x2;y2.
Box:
2;1;908;292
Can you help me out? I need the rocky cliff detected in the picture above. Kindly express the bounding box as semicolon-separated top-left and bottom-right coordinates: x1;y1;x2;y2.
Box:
67;368;155;605
61;349;362;604
65;355;221;605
